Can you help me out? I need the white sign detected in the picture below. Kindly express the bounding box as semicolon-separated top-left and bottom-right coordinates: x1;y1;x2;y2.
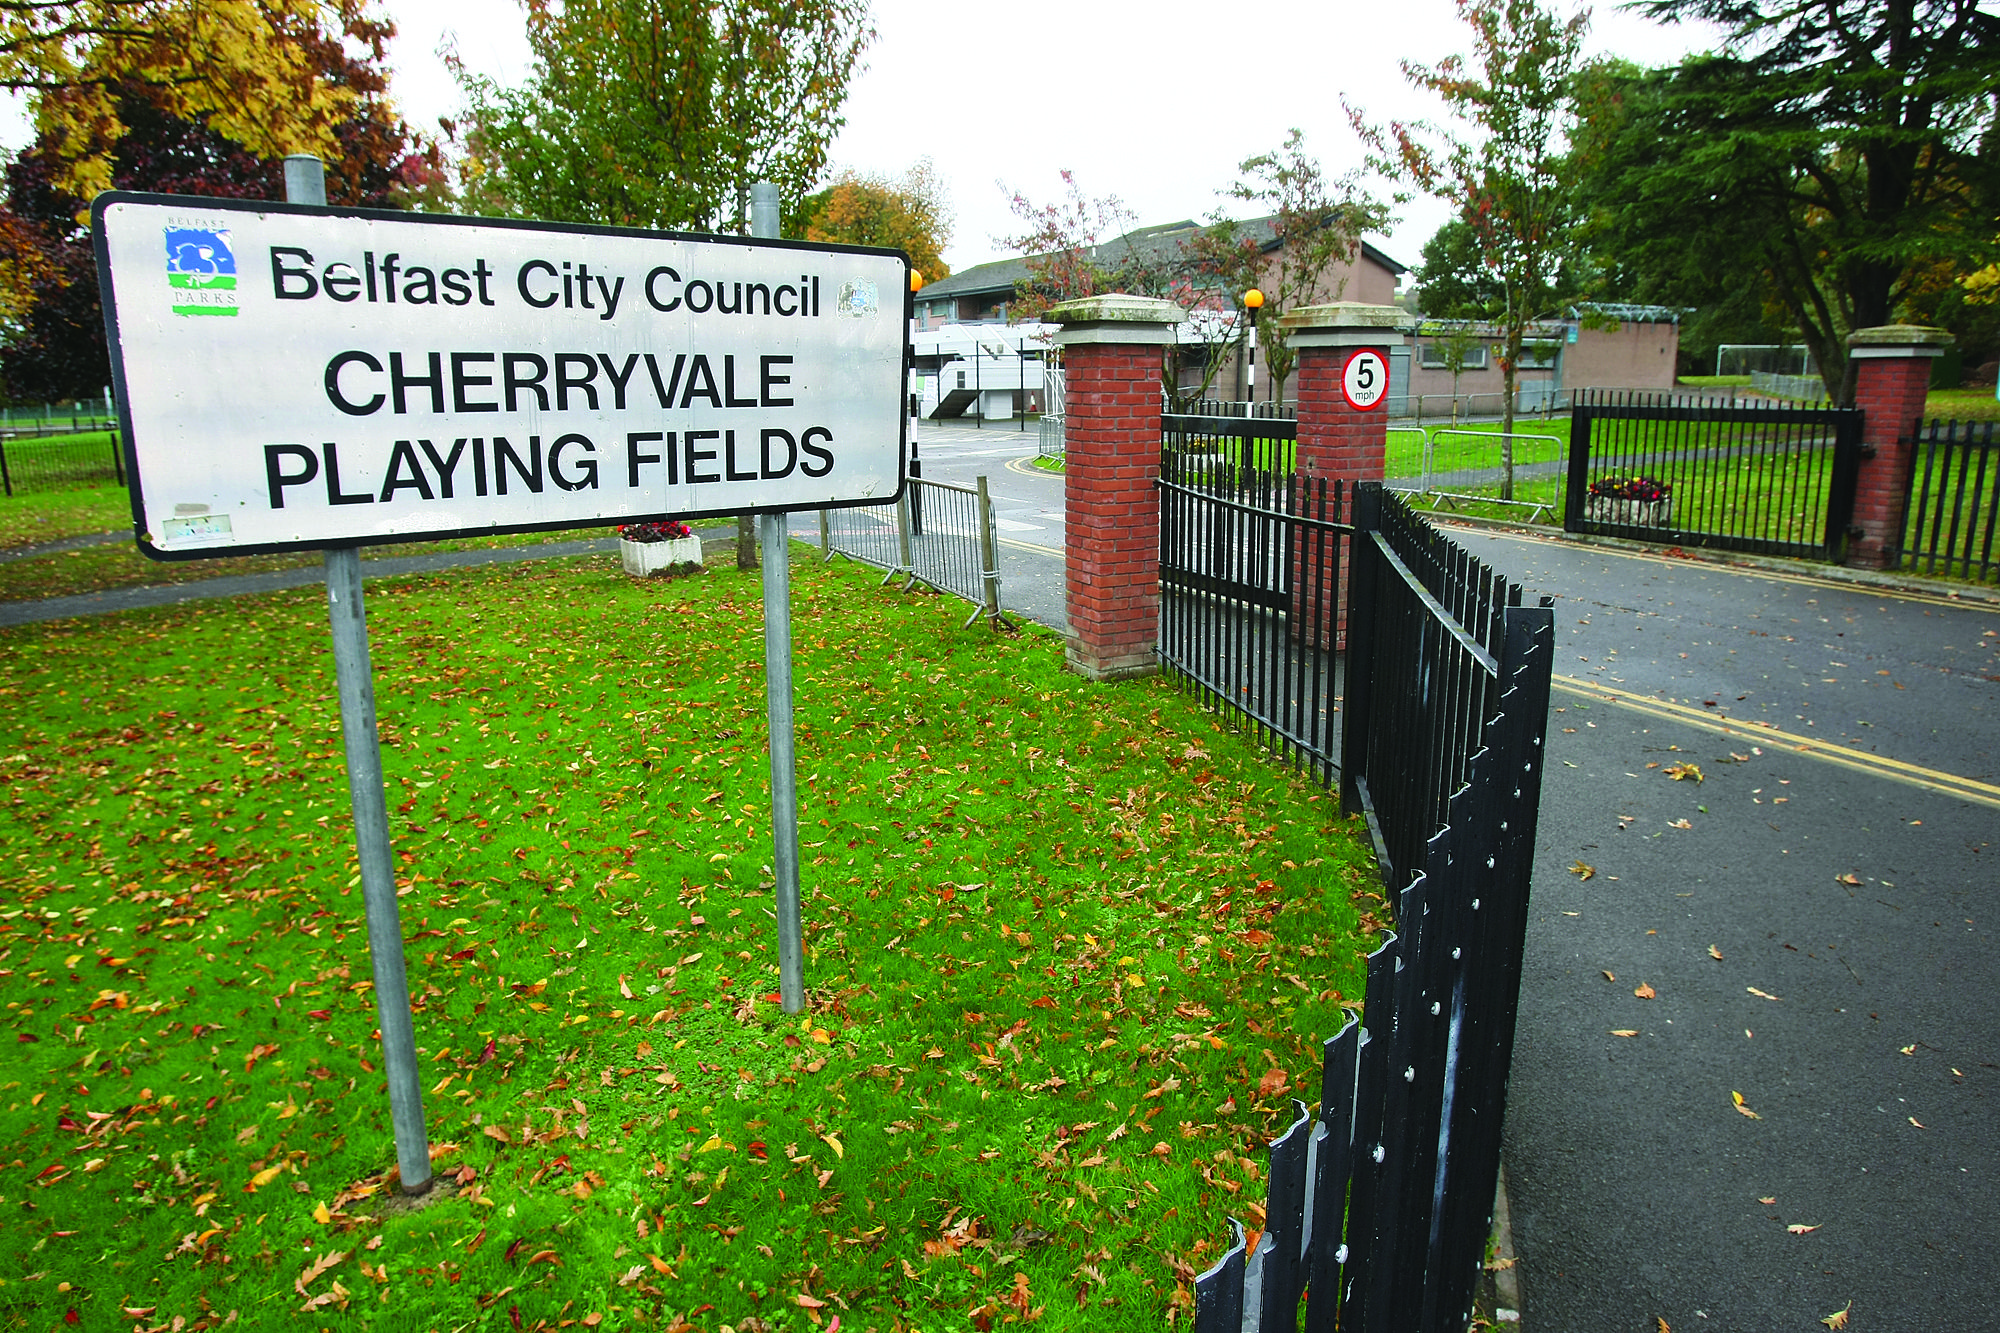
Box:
93;194;909;558
1341;349;1389;412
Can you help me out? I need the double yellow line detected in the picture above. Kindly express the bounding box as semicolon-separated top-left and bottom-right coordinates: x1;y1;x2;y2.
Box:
1553;675;2000;809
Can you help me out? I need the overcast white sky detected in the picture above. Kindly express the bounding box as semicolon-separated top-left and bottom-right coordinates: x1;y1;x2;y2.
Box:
8;0;1726;278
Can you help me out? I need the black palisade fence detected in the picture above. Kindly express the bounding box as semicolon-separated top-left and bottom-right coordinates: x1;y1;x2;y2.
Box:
1898;419;1999;582
1171;483;1554;1333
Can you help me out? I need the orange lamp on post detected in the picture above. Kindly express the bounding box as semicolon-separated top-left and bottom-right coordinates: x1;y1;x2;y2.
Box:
1243;288;1265;401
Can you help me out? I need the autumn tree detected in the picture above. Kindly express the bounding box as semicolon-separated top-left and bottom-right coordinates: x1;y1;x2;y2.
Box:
1224;129;1394;404
0;0;393;202
1350;0;1588;497
1572;0;2000;402
457;0;873;233
0;32;435;401
800;159;951;279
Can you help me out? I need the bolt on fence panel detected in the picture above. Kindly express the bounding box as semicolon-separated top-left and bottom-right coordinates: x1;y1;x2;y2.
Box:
820;477;1008;627
1899;419;1999;582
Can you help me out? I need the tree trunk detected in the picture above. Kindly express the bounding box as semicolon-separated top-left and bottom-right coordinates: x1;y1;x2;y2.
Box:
736;514;758;570
1500;330;1519;502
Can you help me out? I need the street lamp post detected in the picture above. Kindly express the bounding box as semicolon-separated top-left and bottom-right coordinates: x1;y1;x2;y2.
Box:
1243;287;1265;410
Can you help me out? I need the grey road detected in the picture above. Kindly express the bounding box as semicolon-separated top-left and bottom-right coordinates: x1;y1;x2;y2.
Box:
1447;527;1998;1333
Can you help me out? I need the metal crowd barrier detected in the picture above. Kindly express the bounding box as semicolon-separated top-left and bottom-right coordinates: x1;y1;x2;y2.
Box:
818;475;1008;628
1382;425;1567;523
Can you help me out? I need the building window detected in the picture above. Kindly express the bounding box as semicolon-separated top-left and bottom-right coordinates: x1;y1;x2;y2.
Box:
1419;343;1489;370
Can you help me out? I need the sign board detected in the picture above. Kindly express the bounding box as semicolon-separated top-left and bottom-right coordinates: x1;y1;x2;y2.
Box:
1341;349;1389;412
93;194;910;560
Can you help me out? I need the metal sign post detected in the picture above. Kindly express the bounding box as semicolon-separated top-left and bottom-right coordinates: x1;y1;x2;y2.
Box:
749;182;805;1013
285;155;433;1194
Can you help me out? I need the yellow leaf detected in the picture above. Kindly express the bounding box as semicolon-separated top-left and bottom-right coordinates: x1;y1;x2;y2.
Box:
1787;1223;1820;1234
1758;1196;1776;1204
1610;1029;1639;1038
1708;945;1724;961
250;1164;286;1189
1747;986;1782;1002
1569;860;1595;880
1822;1301;1852;1329
1658;1320;1671;1333
823;1133;844;1159
1602;970;1616;982
1634;983;1657;1000
1731;1091;1761;1120
810;1028;832;1045
698;1136;725;1153
311;1203;332;1225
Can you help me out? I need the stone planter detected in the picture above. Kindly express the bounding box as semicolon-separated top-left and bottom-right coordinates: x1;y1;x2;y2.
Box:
1584;494;1672;528
620;534;704;576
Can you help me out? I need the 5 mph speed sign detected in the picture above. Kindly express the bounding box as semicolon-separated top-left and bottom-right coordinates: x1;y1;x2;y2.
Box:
1341;349;1389;412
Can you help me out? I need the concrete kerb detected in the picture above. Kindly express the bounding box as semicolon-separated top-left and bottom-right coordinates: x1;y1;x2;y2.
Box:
1426;510;2000;609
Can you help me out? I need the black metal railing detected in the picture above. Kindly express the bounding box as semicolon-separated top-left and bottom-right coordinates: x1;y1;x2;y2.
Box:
1163;409;1299;475
1898;419;1998;583
1157;445;1349;781
1172;483;1555;1333
0;427;127;495
1564;389;1863;559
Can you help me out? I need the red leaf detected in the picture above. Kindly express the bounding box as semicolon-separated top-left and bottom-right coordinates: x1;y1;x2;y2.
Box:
17;1034;37;1043
747;1142;768;1160
448;948;477;962
64;1310;78;1325
1030;996;1057;1009
306;1010;332;1020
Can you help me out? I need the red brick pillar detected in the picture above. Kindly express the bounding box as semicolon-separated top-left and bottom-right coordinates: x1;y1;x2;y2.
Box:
1050;295;1181;681
1846;324;1951;570
1284;303;1414;647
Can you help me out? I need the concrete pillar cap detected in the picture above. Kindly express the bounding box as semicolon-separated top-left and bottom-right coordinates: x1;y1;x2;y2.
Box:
1848;324;1952;360
1846;323;1953;350
1278;302;1416;350
1048;293;1184;347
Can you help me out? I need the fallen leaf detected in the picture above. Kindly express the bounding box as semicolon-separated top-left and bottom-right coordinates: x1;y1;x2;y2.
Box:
795;1294;827;1309
294;1249;347;1296
1909;1117;1925;1129
1610;1029;1639;1038
1601;970;1616;982
1663;763;1703;782
483;1125;512;1145
1822;1301;1852;1329
1569;860;1595;881
1256;1067;1288;1098
1835;873;1862;886
249;1164;286;1190
1708;945;1724;961
1731;1091;1761;1119
311;1203;332;1225
822;1133;844;1160
1758;1196;1776;1205
1658;1320;1671;1333
1634;983;1657;1000
1788;1224;1820;1234
1900;1044;1916;1055
1747;986;1782;1002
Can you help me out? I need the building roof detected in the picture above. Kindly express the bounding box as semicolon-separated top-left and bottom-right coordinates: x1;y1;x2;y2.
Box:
916;214;1408;305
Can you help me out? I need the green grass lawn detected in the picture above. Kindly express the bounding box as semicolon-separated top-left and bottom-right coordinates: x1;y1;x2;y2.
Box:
0;545;1378;1330
0;486;746;601
1921;387;2000;424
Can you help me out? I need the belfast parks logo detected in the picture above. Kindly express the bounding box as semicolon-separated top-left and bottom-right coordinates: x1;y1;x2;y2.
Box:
164;225;239;317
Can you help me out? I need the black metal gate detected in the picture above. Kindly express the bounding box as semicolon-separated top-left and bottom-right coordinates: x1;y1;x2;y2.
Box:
1564;390;1864;559
1157;412;1349;780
